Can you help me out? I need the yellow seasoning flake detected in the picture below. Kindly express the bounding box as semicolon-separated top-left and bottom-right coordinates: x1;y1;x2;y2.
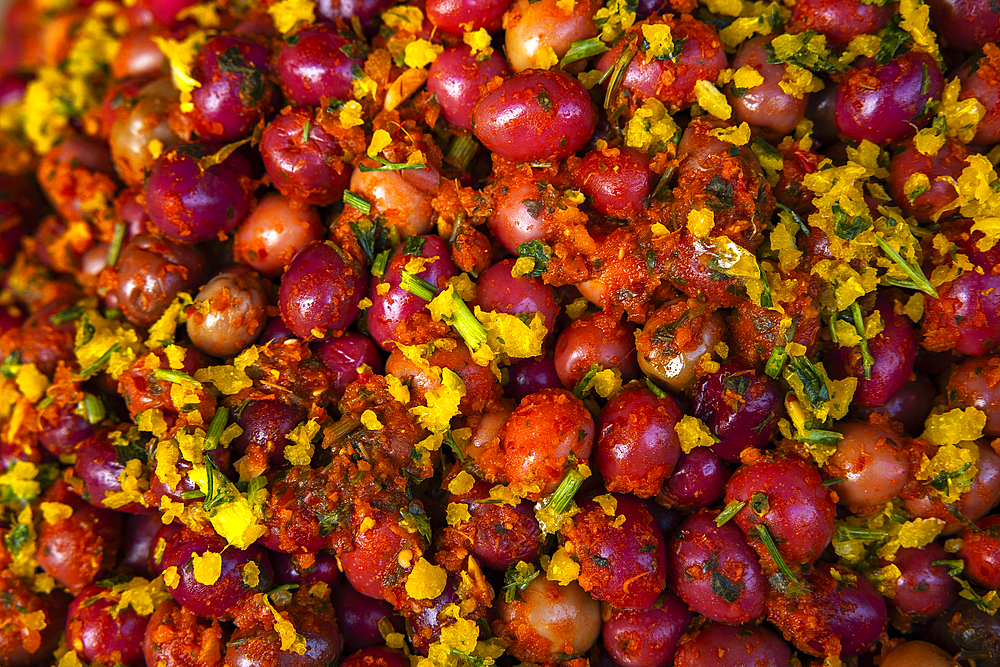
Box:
39;502;73;524
406;558;448;599
449;471;476;495
463;28;493;59
675;415;718;454
779;65;823;99
533;46;559;70
404;39;444;69
866;563;902;597
440;616;479;653
578;69;605;89
488;484;520;506
385;375;411;405
592;494;617;516
367;129;392;158
207;491;267;550
450;273;477;301
101;459;149;509
285;420;321;465
914;128;946;156
922;407;987;446
57;651;86;667
594;0;637;42
556;0;576;13
267;0;316;35
308;582;329;600
137;410;168;440
163;566;181;589
624;97;679;153
565;296;590;320
705;0;743;15
360;409;383;431
898;517;945;549
732;65;765;91
192;551;222;585
261;594;308;654
411;368;466;434
147;138;164;159
546;546;581;586
176;3;222;27
382;5;424;32
650;222;670;237
194;365;252;395
446;502;471;526
904;172;931;202
640;24;675;62
710;122;752;146
510;256;536;278
902;292;925;322
152;33;208;113
242;561;260;588
916;443;980;503
899;0;940;61
111;576;172;617
164;345;186;370
940;77;985;144
14;363;48;403
694;80;732;120
475;308;549;361
339;100;364;128
591;368;622;398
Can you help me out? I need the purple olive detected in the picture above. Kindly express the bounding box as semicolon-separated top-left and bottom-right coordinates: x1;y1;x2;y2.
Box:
601;591;690;667
668;509;767;624
428;45;510;131
505;356;562;400
313;332;384;399
825;296;917;408
333;582;406;653
475;258;560;336
66;583;149;666
673;622;792;667
884;543;959;620
366;235;458;350
835;52;943;145
472;69;596;163
271;551;342;588
660;447;730;510
278;25;365;106
691;362;783;462
232;399;306;468
595;386;682;498
145;146;254;244
278;241;368;339
160;527;273;618
766;564;886;657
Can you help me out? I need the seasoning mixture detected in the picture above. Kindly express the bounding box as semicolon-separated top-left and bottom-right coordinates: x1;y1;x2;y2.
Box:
0;0;998;665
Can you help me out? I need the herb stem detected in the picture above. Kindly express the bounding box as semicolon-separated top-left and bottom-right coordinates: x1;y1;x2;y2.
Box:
445;135;479;171
545;467;586;515
873;234;938;298
755;523;801;587
399;271;489;351
850;302;874;380
107;221;127;267
205;407;228;450
715;500;746;527
343;190;372;215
